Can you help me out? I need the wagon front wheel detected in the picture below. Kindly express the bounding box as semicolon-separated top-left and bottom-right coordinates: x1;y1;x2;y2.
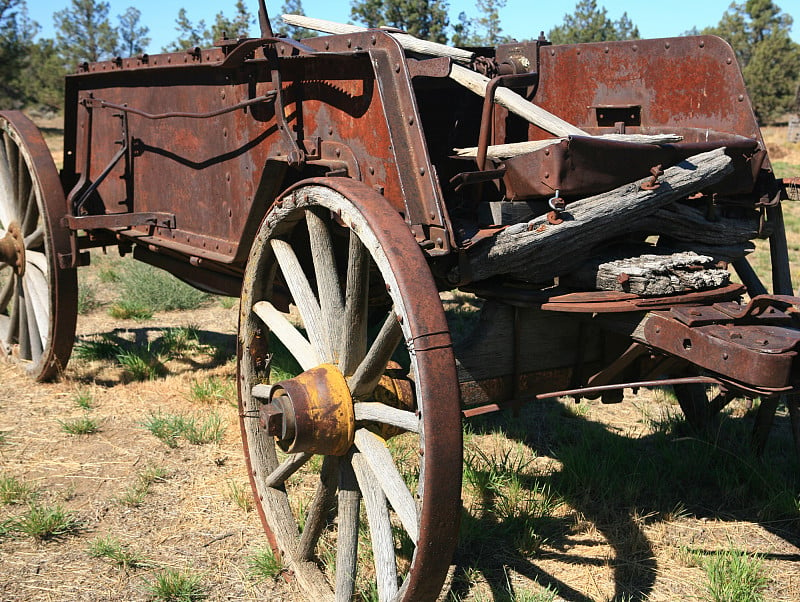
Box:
238;180;462;601
0;111;77;380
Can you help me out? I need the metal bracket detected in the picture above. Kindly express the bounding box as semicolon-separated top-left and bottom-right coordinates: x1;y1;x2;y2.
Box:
63;212;176;231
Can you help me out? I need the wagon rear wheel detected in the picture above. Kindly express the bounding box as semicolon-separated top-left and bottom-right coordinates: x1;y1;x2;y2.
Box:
238;180;462;601
0;111;76;381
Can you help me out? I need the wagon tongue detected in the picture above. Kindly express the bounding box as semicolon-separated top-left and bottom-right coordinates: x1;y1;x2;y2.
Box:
641;295;800;394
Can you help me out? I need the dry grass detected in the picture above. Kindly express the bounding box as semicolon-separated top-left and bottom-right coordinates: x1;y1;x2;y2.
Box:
1;110;795;602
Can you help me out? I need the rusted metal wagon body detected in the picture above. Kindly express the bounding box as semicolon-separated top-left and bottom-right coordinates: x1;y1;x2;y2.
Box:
1;2;799;600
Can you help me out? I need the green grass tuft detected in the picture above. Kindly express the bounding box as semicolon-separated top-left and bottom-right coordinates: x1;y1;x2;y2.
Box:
78;282;102;314
217;295;238;309
11;503;82;540
0;475;37;505
140;412;225;447
117;261;210;313
247;547;282;580
189;376;235;405
88;535;150;569
73;335;123;361
117;465;168;507
108;299;154;321
140;412;185;448
59;415;101;435
699;547;769;602
160;326;201;356
142;568;207;601
74;389;94;410
226;481;253;512
117;346;168;381
183;413;226;445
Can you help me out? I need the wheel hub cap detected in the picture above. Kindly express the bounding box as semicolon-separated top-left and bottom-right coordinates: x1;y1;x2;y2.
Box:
0;222;25;276
259;363;355;456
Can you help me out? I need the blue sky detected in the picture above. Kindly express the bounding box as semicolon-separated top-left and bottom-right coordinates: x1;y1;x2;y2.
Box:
31;1;799;52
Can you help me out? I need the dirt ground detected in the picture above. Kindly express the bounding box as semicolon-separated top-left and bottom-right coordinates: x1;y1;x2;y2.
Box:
0;118;797;601
1;299;798;601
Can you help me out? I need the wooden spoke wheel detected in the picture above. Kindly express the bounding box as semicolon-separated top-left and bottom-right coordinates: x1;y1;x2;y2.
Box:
238;179;462;601
0;112;76;381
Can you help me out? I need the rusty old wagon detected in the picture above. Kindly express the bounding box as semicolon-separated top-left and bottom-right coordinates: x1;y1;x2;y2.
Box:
1;1;799;599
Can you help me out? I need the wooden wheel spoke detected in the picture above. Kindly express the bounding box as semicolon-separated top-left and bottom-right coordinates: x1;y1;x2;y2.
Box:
354;402;419;434
23;226;44;250
0;138;14;227
16;150;31;219
350;311;403;397
297;455;340;561
264;452;314;488
16;278;31;360
21;186;39;236
4;134;18;199
5;278;19;342
352;451;399;602
306;209;343;362
339;231;369;376
24;259;50;345
253;300;321;371
336;458;360;601
354;428;419;542
21;278;43;361
270;238;331;361
0;272;14;311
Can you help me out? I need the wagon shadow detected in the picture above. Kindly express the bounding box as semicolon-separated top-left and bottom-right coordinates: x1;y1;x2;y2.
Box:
452;397;800;601
71;326;236;386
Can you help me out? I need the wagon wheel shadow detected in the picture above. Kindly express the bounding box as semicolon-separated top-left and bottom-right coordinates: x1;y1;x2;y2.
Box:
71;326;237;385
450;397;800;601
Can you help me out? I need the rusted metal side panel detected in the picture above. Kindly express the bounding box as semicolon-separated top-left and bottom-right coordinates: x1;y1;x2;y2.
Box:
530;36;761;142
61;34;450;271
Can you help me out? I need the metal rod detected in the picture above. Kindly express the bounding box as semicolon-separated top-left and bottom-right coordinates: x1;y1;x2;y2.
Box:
89;92;277;121
461;376;721;419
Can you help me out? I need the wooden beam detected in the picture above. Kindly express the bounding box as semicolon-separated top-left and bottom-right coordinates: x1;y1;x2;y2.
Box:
453;134;685;160
281;14;586;137
463;148;734;283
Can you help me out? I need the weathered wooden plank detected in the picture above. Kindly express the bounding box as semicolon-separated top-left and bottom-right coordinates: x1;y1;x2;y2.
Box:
453;134;685;159
463;148;734;283
561;251;730;296
281;14;475;63
448;64;587;137
282;14;586;138
643;202;764;245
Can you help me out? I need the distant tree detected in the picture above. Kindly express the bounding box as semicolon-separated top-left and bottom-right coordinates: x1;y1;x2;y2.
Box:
272;0;318;38
53;0;118;66
163;7;210;51
703;0;800;123
548;0;639;44
0;0;36;104
118;7;149;56
210;0;253;42
471;0;510;45
20;39;65;110
350;0;450;44
451;11;476;46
